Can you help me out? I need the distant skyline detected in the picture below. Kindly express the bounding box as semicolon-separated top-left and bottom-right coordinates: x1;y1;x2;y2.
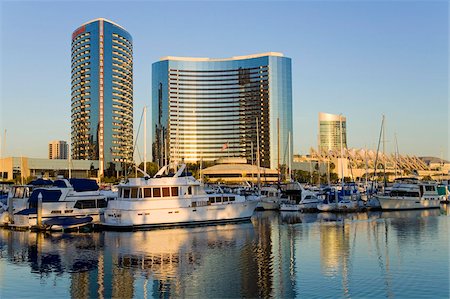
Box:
0;1;448;164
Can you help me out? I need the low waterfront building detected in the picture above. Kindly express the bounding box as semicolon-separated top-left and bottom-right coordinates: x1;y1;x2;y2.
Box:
301;148;450;181
0;157;98;181
202;158;278;184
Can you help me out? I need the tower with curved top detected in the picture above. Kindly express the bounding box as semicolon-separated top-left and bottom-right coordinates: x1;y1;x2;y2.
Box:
71;18;133;176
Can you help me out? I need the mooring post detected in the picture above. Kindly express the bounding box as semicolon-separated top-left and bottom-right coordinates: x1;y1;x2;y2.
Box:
37;192;43;227
8;196;14;224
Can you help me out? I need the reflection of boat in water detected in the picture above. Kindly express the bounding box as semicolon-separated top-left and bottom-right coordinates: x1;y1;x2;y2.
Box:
377;178;441;210
380;208;441;219
279;211;319;224
103;164;259;229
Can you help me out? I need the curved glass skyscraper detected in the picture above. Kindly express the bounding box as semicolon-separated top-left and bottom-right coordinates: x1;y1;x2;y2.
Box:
71;18;133;176
318;112;347;153
152;52;292;169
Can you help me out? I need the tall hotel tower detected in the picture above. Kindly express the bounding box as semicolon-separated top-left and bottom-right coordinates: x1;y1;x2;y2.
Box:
152;52;292;169
71;18;133;176
318;112;347;153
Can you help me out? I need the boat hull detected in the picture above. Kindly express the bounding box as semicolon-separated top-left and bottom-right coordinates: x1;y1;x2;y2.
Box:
102;200;259;228
256;201;280;210
377;196;441;210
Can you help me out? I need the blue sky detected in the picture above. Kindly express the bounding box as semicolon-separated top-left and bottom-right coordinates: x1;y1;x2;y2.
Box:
0;1;448;163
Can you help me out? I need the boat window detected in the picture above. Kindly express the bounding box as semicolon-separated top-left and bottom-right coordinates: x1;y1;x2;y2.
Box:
51;210;62;214
15;188;24;198
143;188;152;198
188;186;192;195
74;200;96;209
171;187;179;197
162;187;170;197
223;197;229;202
229;196;235;202
425;186;435;192
123;188;130;198
209;197;215;204
131;188;139;198
153;188;161;197
215;197;222;203
97;198;107;208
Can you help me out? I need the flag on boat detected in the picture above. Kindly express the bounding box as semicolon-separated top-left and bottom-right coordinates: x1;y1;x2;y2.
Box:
221;142;229;151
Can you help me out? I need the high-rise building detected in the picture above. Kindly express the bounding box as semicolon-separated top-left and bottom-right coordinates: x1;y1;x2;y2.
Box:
71;18;133;176
48;140;68;159
152;52;293;170
318;112;347;153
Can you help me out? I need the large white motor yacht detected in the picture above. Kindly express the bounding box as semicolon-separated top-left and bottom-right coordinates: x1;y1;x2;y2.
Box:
102;164;260;229
377;178;441;210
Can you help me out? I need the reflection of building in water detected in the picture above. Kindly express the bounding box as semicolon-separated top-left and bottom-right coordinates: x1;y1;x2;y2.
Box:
251;211;297;298
320;223;351;273
320;223;352;293
105;225;259;298
0;215;301;298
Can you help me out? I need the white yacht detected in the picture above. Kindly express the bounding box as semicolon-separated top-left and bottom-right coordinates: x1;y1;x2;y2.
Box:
0;180;52;226
376;178;441;210
256;186;282;210
102;164;260;229
279;183;322;212
9;179;116;230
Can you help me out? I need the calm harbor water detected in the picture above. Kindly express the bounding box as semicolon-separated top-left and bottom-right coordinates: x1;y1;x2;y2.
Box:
0;207;449;298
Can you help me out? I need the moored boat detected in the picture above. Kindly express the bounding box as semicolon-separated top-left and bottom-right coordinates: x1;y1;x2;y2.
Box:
102;164;260;229
256;186;282;210
376;178;440;210
8;178;115;229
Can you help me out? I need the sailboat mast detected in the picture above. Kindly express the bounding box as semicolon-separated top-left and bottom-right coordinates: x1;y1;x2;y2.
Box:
288;131;292;182
256;117;261;195
144;106;147;175
339;114;344;187
68;133;72;179
382;116;386;186
277;118;280;184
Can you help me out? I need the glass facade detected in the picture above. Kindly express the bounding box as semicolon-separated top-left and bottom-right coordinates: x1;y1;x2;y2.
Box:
152;53;292;169
318;112;347;153
71;18;133;176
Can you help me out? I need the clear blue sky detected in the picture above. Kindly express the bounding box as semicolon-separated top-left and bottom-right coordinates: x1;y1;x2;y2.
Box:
0;1;448;163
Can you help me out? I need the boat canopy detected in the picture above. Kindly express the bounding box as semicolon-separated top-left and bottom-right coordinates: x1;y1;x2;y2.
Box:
28;189;62;203
29;179;54;186
53;180;70;188
69;178;99;192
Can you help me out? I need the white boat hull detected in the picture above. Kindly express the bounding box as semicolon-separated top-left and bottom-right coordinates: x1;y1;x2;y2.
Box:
256;201;280;210
377;196;440;210
317;201;358;212
103;200;259;228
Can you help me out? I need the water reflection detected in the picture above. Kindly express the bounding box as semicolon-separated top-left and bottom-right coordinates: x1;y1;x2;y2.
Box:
0;206;448;298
